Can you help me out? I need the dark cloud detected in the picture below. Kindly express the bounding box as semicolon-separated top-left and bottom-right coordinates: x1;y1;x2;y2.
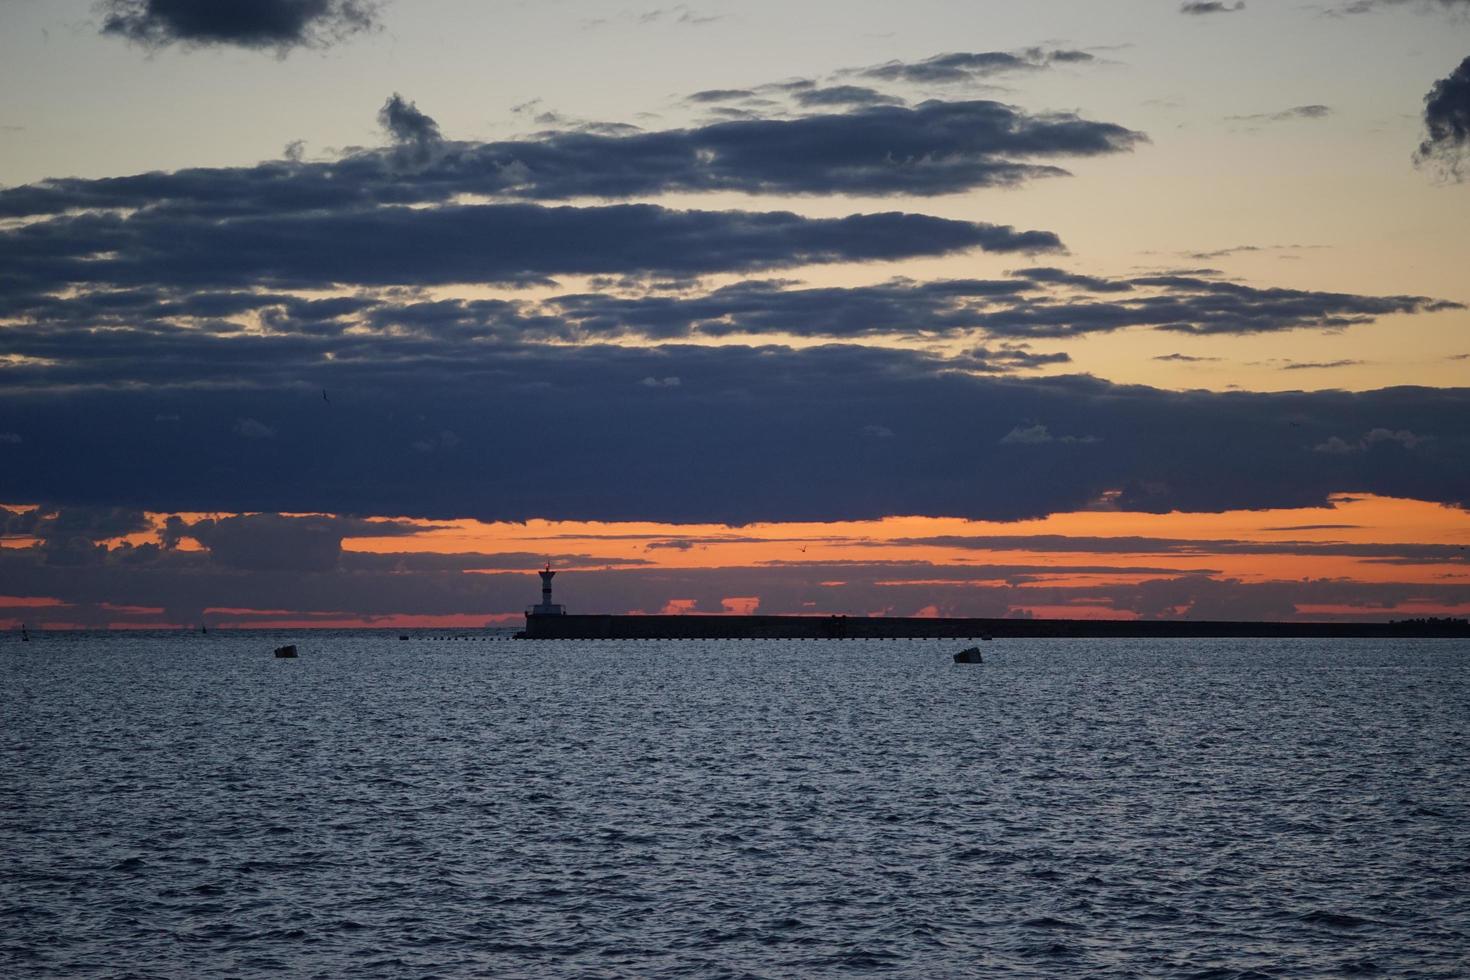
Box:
1;505;153;567
185;514;433;572
685;89;757;104
854;49;1097;86
2;505;151;543
98;0;379;51
189;515;344;572
793;86;905;108
1227;105;1333;124
518;271;1456;342
1261;524;1363;531
1180;243;1326;260
1415;55;1470;179
577;6;719;30
982;273;1458;338
636;6;719;27
1;203;1053;297
378;93;443;166
540;277;1037;341
0;98;1143;220
0;342;1466;524
1180;2;1246;13
1280;359;1362;370
959;345;1072;373
0;270;1453;397
1008;266;1135;293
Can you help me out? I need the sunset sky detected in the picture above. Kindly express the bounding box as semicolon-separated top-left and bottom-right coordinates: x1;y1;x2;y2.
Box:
2;0;1468;628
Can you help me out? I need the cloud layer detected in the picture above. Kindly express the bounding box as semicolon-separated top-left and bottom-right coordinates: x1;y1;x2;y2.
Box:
2;202;1052;296
2;342;1466;524
2;68;1464;552
530;271;1456;341
0;97;1145;223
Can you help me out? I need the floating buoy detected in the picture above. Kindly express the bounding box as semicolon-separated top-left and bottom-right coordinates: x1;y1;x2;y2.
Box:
274;644;298;658
953;646;983;664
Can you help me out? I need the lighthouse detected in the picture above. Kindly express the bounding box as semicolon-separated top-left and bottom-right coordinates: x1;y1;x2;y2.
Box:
529;563;566;616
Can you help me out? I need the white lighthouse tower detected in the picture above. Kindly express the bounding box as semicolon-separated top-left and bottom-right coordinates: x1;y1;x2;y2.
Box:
529;563;565;616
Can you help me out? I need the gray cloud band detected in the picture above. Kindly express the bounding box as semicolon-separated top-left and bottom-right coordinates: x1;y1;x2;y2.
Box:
0;343;1465;523
0;98;1143;220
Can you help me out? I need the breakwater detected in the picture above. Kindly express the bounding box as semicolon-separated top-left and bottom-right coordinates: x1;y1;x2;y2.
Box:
521;614;1470;640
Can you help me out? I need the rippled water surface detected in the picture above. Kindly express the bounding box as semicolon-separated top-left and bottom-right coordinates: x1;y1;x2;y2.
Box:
4;632;1469;978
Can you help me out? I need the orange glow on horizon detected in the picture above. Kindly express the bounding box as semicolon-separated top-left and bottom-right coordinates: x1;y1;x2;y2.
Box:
2;493;1466;629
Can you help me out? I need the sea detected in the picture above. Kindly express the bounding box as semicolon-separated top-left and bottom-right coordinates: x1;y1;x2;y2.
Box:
3;632;1468;978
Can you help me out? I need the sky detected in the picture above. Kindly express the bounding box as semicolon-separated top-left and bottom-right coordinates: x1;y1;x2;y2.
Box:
1;0;1468;628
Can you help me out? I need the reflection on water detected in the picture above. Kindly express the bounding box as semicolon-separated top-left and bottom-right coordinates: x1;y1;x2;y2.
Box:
4;633;1468;977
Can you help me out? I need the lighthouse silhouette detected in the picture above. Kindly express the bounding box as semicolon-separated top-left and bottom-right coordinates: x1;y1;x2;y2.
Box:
529;563;566;616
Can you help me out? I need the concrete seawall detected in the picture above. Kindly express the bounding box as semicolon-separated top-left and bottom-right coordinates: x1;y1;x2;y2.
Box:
521;614;1470;640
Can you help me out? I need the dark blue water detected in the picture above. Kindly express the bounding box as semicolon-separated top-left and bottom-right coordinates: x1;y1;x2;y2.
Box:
3;633;1468;978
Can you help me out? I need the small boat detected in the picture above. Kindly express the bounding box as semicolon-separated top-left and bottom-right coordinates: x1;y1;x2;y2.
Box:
274;644;298;658
954;646;984;664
